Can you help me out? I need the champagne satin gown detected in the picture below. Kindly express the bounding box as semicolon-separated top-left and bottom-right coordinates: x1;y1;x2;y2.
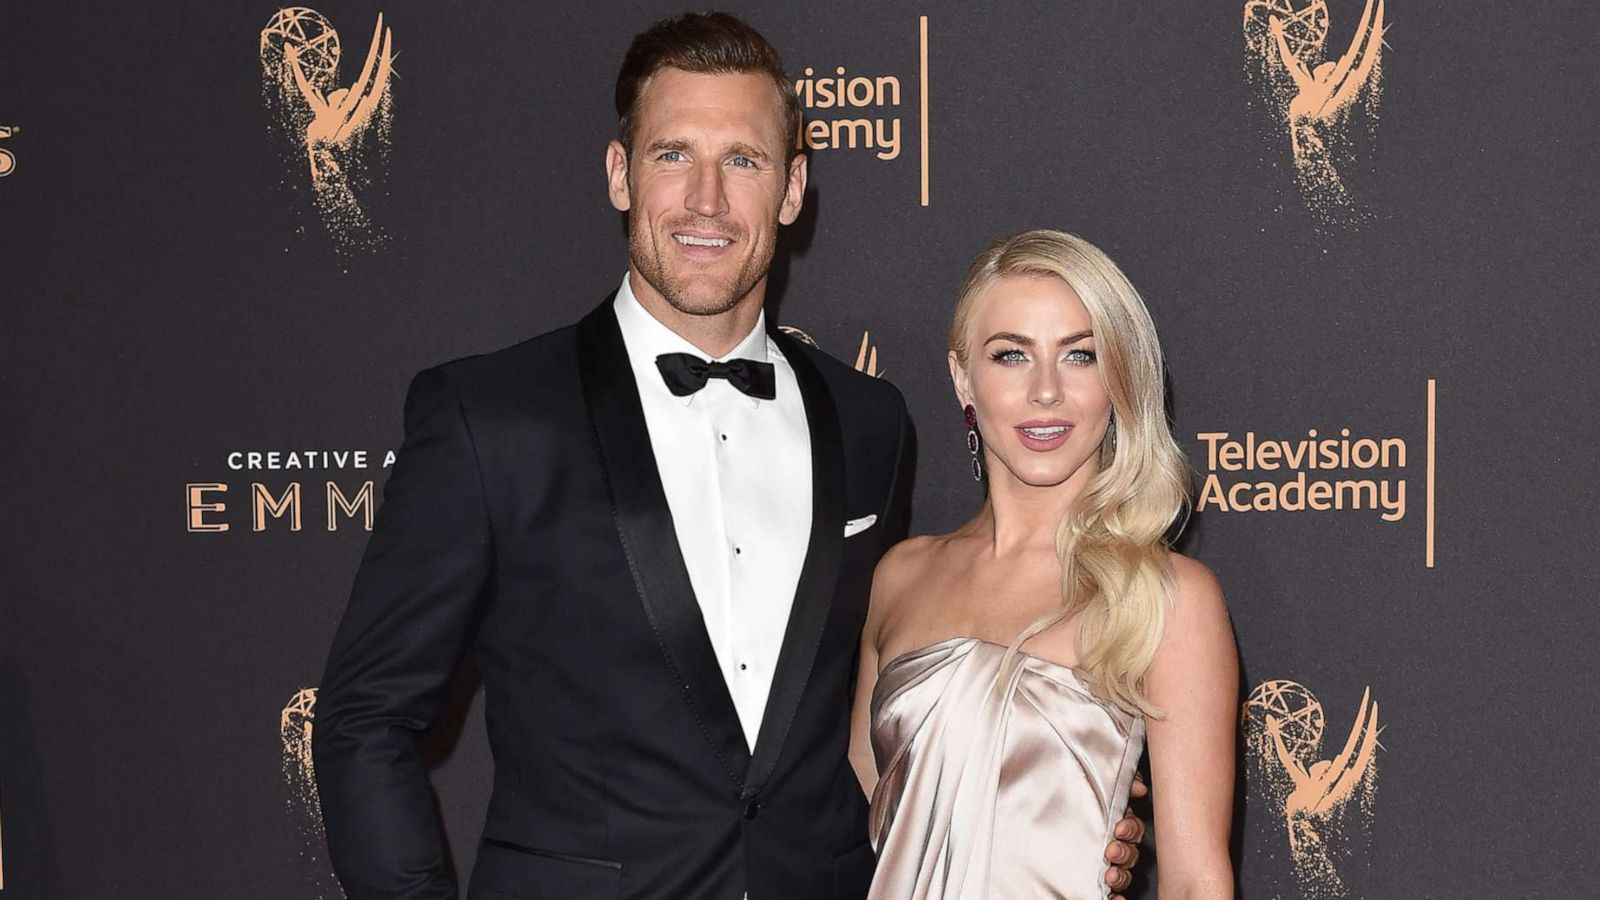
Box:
867;637;1145;900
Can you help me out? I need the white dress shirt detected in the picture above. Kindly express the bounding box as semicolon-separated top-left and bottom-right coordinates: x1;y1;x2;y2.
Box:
613;274;813;750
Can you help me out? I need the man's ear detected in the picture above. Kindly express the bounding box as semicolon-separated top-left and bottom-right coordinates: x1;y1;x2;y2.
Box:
948;350;972;409
778;153;808;226
605;140;631;212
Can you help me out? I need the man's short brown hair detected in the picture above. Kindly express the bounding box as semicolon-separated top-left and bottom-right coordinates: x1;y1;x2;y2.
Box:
614;12;802;163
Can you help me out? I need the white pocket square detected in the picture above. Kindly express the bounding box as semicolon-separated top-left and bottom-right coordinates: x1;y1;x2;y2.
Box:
844;515;878;538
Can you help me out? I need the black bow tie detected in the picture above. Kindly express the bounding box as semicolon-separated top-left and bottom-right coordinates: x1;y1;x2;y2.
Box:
655;352;777;401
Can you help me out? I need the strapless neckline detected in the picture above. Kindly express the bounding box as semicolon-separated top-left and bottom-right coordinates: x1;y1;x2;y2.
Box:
877;635;1086;688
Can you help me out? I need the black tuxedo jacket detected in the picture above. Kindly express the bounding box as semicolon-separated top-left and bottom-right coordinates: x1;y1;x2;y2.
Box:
313;297;915;900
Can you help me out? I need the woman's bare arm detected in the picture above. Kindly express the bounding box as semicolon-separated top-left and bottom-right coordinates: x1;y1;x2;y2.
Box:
1143;554;1239;900
850;539;922;798
848;614;882;798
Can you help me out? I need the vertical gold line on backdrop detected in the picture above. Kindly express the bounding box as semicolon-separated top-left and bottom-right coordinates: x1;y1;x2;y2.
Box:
919;15;929;207
1426;379;1437;568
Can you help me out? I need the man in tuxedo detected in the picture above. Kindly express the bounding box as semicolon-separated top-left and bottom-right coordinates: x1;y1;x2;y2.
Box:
313;12;1145;900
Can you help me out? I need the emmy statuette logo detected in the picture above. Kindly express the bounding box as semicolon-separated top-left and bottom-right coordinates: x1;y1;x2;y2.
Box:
1243;0;1389;224
779;326;885;378
260;8;396;250
0;126;18;178
853;332;882;377
1244;679;1384;898
281;687;344;898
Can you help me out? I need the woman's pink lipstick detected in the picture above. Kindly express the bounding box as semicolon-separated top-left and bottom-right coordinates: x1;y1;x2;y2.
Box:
1015;419;1074;452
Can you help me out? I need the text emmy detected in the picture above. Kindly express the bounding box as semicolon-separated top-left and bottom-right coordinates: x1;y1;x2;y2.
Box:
185;448;395;532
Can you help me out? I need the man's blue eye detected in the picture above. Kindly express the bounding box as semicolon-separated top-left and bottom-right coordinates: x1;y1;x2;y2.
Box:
660;150;684;162
731;156;755;168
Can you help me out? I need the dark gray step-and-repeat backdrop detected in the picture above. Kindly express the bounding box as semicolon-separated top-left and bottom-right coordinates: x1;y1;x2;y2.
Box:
3;1;1596;897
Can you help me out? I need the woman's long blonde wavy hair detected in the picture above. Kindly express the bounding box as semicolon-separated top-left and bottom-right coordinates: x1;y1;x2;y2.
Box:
949;230;1190;717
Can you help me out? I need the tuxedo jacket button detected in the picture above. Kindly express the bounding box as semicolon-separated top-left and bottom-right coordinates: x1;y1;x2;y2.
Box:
743;799;760;820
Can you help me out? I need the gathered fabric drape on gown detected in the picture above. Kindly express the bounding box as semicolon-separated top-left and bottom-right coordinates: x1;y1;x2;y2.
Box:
868;637;1145;900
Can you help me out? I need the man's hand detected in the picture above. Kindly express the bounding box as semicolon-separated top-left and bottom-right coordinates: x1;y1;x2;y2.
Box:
1103;774;1150;900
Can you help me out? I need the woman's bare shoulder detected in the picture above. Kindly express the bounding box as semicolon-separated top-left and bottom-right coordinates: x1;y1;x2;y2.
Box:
875;534;944;589
1167;551;1222;599
869;534;951;620
1164;550;1233;637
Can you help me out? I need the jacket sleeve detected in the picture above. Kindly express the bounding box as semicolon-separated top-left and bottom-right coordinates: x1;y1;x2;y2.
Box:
312;366;495;900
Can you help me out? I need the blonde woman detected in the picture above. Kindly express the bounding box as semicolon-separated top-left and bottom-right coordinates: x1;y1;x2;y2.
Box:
850;231;1237;900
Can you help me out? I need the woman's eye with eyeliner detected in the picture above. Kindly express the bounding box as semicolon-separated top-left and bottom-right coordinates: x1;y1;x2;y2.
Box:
1065;348;1097;365
988;348;1027;365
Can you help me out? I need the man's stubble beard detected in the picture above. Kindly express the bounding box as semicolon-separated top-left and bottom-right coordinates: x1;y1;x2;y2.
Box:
627;207;776;318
